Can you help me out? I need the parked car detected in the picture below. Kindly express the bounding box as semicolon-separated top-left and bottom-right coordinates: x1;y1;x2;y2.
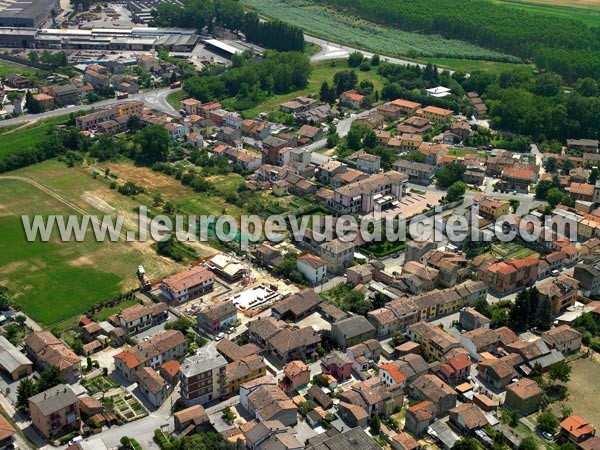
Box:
215;332;225;341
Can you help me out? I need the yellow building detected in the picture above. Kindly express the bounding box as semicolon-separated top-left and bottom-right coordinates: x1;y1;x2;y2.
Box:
478;197;511;220
226;355;267;393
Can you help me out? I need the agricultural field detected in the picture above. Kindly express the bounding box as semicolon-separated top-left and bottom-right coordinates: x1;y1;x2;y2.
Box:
240;59;386;118
0;115;73;161
493;0;600;27
558;356;600;427
491;242;539;259
242;0;522;63
0;159;192;325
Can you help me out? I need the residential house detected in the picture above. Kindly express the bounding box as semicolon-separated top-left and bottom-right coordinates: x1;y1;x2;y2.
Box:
296;254;327;285
340;90;365;109
197;301;238;335
24;331;81;383
392;433;420;450
402;261;439;291
321;352;353;381
160;360;180;385
379;363;408;388
279;96;317;114
307;385;333;410
0;414;15;449
174;405;210;434
48;84;79;105
33;93;54;110
416;106;453;123
409;374;457;416
136;367;169;408
226;354;267;394
160;266;215;304
504;378;543;415
84;69;109;88
537;275;579;315
346;340;383;372
449;403;488;433
332;315;376;350
337;402;369;429
391;99;422;115
474;196;511;221
268;326;321;363
179;344;227;406
459;307;490;331
356;153;381;174
479;257;540;293
112;303;168;335
246;384;298;426
114;330;187;381
0;335;33;381
567;139;599;153
271;289;322;321
252;243;283;268
407;322;460;361
296;124;323;142
280;360;310;393
181;98;202;116
460;328;503;361
29;384;80;440
406;240;436;263
392;160;436;186
344;377;404;417
317;238;356;275
6;73;29;89
244;420;303;450
570;183;595;202
438;352;471;385
477;354;522;390
560;416;596;445
398;116;432;135
542;325;582;354
405;401;437;436
501;167;534;193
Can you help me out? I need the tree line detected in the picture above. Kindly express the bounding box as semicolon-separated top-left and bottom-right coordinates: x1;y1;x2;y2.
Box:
151;0;304;52
183;51;310;111
316;0;600;82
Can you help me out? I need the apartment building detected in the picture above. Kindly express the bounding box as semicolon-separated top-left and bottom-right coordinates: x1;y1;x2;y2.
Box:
29;384;80;440
112;303;168;335
479;257;540;293
179;344;227;406
160;266;215;304
24;331;81;384
328;171;409;214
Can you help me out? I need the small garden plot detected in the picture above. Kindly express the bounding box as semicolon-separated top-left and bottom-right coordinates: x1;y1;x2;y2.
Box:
84;375;119;395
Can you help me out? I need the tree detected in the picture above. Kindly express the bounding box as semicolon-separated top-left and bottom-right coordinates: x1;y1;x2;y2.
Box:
348;51;365;68
327;133;340;149
0;292;12;310
474;298;491;317
370;54;381;66
133;125;170;163
589;168;599;184
562;159;574;175
518;436;538;450
165;317;193;334
537;412;559;434
535;179;554;200
37;365;66;392
369;415;381;435
346;126;363;151
535;297;553;330
446;181;467;202
559;403;573;420
437;163;466;188
312;374;329;387
25;91;42;114
546;187;564;209
16;377;36;412
543;157;558;174
549;362;571;385
575;78;598;97
363;130;377;149
453;437;479;450
510;289;531;331
178;432;235;450
320;81;335;104
223;406;235;423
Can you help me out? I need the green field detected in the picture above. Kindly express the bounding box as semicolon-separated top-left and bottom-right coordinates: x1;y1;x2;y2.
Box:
0;61;40;79
0;115;72;161
242;0;521;63
493;0;600;27
0;160;186;325
421;57;535;75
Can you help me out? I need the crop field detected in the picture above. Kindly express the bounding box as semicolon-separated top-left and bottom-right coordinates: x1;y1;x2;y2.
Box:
0;160;189;325
492;0;600;27
0;115;72;161
242;0;521;62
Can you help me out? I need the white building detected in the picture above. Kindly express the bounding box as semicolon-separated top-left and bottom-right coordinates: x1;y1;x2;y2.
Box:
296;254;327;284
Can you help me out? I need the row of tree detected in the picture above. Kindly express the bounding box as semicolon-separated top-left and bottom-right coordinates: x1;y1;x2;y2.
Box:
183;51;310;111
151;0;304;52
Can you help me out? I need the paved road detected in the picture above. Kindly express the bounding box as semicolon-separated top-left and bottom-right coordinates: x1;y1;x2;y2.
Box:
0;86;180;129
306;35;443;71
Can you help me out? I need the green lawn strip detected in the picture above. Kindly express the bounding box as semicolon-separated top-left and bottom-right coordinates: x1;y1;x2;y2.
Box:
166;90;186;110
420;57;534;74
0;115;72;161
493;0;600;27
93;299;139;321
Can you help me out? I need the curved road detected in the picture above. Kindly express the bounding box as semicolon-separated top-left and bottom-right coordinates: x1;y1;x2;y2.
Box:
0;86;180;129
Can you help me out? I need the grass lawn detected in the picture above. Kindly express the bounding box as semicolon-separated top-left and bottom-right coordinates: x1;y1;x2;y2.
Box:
0;160;188;325
241;59;386;118
93;299;139;321
0;61;39;79
0;115;72;161
448;148;489;159
166;90;187;110
421;57;534;75
557;356;600;427
492;0;600;27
